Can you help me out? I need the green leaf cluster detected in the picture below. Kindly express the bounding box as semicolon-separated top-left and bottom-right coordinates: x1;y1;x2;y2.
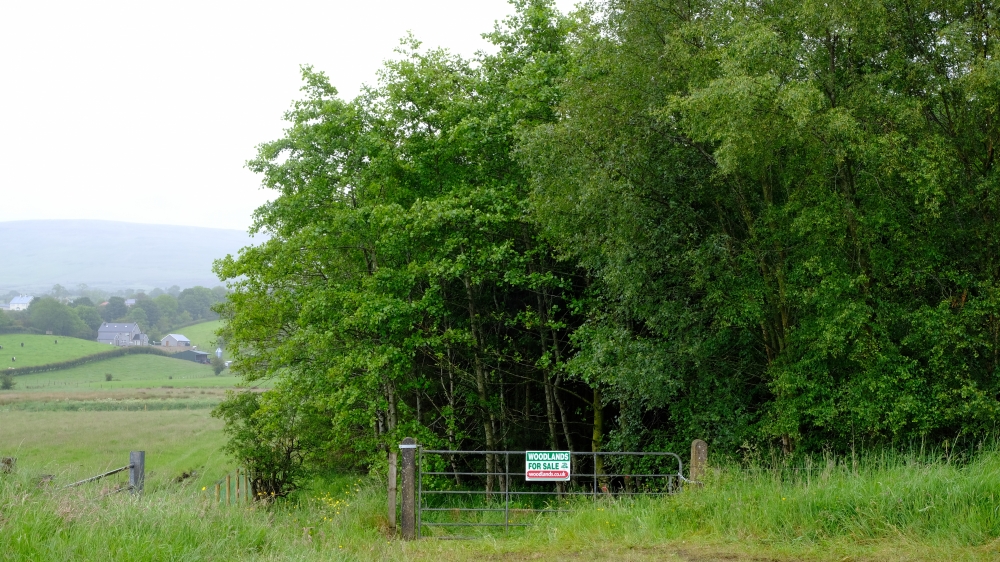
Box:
215;0;1000;482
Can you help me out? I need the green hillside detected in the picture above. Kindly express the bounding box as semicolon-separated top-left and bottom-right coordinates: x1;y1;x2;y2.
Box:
8;354;241;391
0;334;107;368
167;320;224;356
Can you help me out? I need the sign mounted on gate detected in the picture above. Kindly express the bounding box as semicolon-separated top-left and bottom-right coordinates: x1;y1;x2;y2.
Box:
525;450;571;481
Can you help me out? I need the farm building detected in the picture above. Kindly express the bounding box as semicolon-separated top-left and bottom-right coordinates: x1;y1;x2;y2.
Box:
8;295;33;311
97;322;149;346
161;334;191;347
175;350;210;364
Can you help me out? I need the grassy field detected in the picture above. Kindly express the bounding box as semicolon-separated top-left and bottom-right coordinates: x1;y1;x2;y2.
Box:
0;409;228;485
0;334;108;367
3;452;1000;560
166;319;223;354
7;353;240;391
2;335;999;560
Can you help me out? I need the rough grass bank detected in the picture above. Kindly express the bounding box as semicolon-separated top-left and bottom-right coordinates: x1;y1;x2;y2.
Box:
3;451;1000;560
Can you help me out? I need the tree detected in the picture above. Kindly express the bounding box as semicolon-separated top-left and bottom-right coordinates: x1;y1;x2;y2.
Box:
74;306;103;333
210;355;226;375
153;294;179;327
178;287;219;320
215;0;585;480
126;306;148;329
135;298;161;327
28;297;90;337
70;297;94;308
522;0;1000;452
101;297;128;322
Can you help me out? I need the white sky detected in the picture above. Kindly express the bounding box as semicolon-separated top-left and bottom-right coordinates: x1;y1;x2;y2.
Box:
0;0;576;231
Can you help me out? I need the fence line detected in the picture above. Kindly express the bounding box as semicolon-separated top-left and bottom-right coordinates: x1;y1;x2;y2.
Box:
56;451;144;495
212;467;252;505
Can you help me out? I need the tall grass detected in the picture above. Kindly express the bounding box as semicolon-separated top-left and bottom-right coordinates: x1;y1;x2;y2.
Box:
3;450;1000;560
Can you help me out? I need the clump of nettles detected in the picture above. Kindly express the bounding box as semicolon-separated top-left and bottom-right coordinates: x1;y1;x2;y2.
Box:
0;373;15;390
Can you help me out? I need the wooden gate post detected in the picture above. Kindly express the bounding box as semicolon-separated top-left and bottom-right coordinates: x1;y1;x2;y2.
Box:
129;451;145;495
690;439;707;485
388;451;398;531
399;437;417;540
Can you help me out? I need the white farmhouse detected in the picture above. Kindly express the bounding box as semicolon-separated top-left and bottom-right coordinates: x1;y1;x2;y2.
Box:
8;295;33;311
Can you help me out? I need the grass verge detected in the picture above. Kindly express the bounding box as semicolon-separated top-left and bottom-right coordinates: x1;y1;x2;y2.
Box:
3;450;1000;560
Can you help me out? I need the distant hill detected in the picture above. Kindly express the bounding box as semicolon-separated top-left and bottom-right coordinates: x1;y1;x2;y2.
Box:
0;220;260;292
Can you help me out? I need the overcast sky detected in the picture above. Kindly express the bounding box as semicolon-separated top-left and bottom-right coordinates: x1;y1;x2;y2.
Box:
0;0;576;231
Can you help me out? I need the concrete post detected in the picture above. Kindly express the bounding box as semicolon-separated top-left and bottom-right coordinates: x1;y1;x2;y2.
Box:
129;451;145;495
690;439;707;485
399;437;417;539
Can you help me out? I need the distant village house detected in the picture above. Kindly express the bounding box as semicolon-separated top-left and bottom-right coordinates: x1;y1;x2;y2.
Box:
161;334;191;347
97;322;149;346
8;295;33;311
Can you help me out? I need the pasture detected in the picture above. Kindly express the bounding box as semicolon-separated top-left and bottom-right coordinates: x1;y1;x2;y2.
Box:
6;353;241;393
1;339;997;560
168;319;223;354
0;334;107;367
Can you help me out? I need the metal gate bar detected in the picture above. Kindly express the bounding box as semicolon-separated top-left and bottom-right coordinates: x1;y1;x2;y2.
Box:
417;449;684;539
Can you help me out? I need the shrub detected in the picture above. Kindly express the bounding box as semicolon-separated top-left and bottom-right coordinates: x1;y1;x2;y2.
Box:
105;373;113;381
1;373;15;390
210;355;225;376
212;385;331;499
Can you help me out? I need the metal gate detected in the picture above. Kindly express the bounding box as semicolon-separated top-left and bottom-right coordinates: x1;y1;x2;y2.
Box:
416;449;685;538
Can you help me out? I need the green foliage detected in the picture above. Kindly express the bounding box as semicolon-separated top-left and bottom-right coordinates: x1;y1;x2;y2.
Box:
210;355;225;375
216;0;1000;478
178;286;222;321
125;305;148;328
520;0;1000;452
70;296;94;308
102;297;128;322
0;373;14;390
26;297;90;338
74;305;103;333
215;0;585;477
212;385;332;497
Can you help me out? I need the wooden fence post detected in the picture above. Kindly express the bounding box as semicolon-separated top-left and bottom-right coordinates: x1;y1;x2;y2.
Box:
399;437;417;540
236;468;241;502
226;474;231;505
388;452;398;531
215;482;221;504
690;439;707;485
129;451;145;495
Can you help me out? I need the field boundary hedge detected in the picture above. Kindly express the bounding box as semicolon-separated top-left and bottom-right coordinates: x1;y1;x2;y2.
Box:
0;327;45;335
5;346;178;376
